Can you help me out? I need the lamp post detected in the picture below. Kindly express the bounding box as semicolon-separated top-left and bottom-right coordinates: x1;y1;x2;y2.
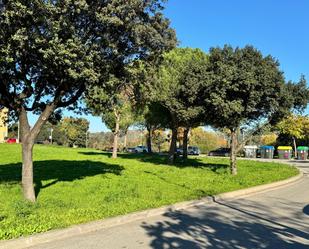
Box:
49;128;53;144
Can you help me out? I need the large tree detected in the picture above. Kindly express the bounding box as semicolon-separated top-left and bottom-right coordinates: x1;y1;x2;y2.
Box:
203;45;309;175
0;0;175;201
152;48;209;163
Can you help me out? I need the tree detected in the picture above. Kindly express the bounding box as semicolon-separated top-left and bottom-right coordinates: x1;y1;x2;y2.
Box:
36;122;65;145
190;127;227;153
59;117;89;147
260;133;278;146
100;94;135;158
88;131;114;150
276;114;309;157
8;122;18;139
152;129;167;153
202;45;307;175
0;0;175;202
152;48;209;163
141;102;170;153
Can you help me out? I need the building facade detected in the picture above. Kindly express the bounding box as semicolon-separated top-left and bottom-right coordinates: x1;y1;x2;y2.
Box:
0;108;8;143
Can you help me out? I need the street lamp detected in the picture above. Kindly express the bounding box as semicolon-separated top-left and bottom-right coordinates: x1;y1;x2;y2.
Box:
49;128;53;144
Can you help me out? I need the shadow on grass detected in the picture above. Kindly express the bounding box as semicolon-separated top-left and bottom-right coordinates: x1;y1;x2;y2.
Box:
0;160;124;198
79;151;229;172
78;151;111;156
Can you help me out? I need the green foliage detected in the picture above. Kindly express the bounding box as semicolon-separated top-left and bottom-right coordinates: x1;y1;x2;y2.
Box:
190;128;227;153
103;100;136;133
0;0;97;115
0;0;176;116
269;75;309;124
36;122;64;145
153;48;209;127
152;129;168;152
204;45;286;130
0;144;298;240
275;114;309;148
59;117;89;147
260;133;278;146
7;123;18;139
88;132;114;150
142;102;171;130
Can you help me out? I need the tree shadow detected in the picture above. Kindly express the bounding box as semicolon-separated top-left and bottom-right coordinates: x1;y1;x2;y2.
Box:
78;151;110;156
102;152;229;171
304;205;309;216
0;160;124;198
141;199;309;249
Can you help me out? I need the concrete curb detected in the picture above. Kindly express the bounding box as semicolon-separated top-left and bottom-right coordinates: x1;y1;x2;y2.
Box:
214;171;303;201
0;166;303;249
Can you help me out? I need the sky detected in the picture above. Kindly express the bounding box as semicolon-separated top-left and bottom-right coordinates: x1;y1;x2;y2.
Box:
29;0;309;132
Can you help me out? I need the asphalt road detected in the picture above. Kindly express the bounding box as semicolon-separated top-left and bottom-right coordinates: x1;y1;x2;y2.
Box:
28;160;309;249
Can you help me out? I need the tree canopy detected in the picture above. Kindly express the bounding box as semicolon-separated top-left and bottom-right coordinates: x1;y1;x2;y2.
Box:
202;45;308;174
150;47;209;162
60;117;89;147
0;0;176;202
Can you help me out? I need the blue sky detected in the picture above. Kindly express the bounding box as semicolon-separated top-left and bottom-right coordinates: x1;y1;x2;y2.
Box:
29;0;309;132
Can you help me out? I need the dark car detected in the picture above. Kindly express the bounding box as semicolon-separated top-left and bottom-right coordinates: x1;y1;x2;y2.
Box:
176;148;183;155
208;147;230;157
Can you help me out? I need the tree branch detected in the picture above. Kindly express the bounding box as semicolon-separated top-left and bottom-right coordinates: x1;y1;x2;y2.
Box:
56;84;85;108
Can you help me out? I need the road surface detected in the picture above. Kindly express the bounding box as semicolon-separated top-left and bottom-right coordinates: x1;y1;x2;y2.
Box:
28;160;309;249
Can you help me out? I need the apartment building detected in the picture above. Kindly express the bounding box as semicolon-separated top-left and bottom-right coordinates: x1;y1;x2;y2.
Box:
0;108;8;143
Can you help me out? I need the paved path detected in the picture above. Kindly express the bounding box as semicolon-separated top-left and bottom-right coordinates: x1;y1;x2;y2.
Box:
28;160;309;249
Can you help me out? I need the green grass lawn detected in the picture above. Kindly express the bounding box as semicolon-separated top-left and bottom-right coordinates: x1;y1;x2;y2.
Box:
0;144;298;240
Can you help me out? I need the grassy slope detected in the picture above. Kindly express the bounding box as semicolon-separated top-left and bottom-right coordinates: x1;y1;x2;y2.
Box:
0;144;298;240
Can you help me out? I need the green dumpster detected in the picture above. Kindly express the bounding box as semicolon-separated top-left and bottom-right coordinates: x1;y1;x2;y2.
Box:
297;146;308;160
278;146;293;159
260;146;274;159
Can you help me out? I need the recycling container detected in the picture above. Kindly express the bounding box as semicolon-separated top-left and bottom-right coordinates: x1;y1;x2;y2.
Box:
244;145;258;158
297;146;308;160
277;146;293;159
260;146;274;159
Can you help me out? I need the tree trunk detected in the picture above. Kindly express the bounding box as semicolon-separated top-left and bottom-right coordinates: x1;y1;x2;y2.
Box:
21;138;36;202
112;111;120;159
293;137;297;158
19;104;54;202
230;130;238;175
182;127;190;160
123;130;128;152
168;127;177;164
146;126;152;154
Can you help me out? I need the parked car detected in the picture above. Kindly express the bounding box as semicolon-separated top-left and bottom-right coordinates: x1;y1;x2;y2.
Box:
208;147;230;157
188;146;200;155
134;145;148;153
6;138;17;144
176;148;183;155
126;147;136;153
105;147;120;152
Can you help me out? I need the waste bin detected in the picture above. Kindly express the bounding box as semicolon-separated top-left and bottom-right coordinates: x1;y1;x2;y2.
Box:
260;146;274;159
297;146;308;160
277;146;293;159
244;145;258;158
